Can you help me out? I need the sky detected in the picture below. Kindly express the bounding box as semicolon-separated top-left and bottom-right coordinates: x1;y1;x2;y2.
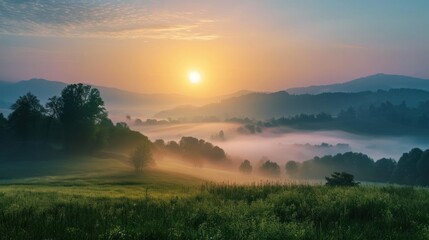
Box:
1;0;429;97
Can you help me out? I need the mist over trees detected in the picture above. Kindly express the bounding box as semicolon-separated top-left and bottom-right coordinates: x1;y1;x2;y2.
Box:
3;83;429;187
285;148;429;187
154;88;429;119
285;161;299;177
239;160;252;174
153;136;229;165
131;141;153;172
259;160;280;177
231;100;429;136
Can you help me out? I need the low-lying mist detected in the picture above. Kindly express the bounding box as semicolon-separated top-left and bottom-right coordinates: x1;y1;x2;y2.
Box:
133;122;429;166
154;154;275;183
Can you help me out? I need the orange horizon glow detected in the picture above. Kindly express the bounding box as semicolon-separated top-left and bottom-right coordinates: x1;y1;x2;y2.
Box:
1;1;429;97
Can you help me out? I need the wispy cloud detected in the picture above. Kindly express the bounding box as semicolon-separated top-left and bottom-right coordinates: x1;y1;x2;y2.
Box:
0;0;219;40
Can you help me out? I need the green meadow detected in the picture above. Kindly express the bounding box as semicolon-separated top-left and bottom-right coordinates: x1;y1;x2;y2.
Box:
1;157;429;240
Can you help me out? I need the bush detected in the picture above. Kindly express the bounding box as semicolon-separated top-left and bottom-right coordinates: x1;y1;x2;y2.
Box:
325;172;360;187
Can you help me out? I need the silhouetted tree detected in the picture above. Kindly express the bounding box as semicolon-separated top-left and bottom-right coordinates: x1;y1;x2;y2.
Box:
52;84;106;151
325;172;359;187
178;136;227;162
166;141;180;152
8;92;45;142
179;136;200;157
131;140;153;172
259;160;280;177
239;160;252;174
153;139;165;148
134;118;143;126
392;148;422;185
300;152;374;180
285;161;299;177
45;96;62;119
210;146;227;160
115;122;129;130
211;130;225;141
219;130;225;140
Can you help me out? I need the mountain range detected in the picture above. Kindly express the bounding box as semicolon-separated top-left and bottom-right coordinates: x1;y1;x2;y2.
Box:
154;89;429;119
286;73;429;94
2;73;429;119
0;79;251;116
154;73;429;119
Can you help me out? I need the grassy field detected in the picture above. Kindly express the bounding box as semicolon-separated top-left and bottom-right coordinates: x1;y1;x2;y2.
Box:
1;157;429;239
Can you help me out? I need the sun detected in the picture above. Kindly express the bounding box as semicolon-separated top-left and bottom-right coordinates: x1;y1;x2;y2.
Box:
188;71;202;84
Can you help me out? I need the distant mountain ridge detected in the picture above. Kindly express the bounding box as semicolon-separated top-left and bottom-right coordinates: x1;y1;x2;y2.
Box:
3;73;429;119
286;74;429;94
0;78;252;115
155;89;429;119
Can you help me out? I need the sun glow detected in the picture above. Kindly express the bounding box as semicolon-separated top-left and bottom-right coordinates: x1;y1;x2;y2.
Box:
188;71;202;84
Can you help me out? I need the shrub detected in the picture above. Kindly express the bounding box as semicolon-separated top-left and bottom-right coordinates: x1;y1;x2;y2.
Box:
325;172;360;187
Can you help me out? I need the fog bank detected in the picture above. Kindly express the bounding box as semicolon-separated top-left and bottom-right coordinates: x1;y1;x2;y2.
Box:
133;123;429;165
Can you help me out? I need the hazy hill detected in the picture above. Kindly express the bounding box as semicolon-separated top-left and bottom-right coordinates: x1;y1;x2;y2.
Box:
0;79;251;115
154;89;429;119
0;79;66;103
286;74;429;94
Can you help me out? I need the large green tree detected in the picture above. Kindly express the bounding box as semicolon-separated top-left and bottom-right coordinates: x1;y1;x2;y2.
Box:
8;92;45;142
50;84;106;151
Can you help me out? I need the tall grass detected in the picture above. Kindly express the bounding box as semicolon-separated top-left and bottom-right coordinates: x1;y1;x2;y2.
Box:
0;184;429;239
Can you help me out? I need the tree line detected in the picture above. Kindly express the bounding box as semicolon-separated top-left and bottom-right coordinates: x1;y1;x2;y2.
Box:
229;100;429;135
286;148;429;186
0;83;232;172
153;136;229;166
238;148;429;187
0;84;151;155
